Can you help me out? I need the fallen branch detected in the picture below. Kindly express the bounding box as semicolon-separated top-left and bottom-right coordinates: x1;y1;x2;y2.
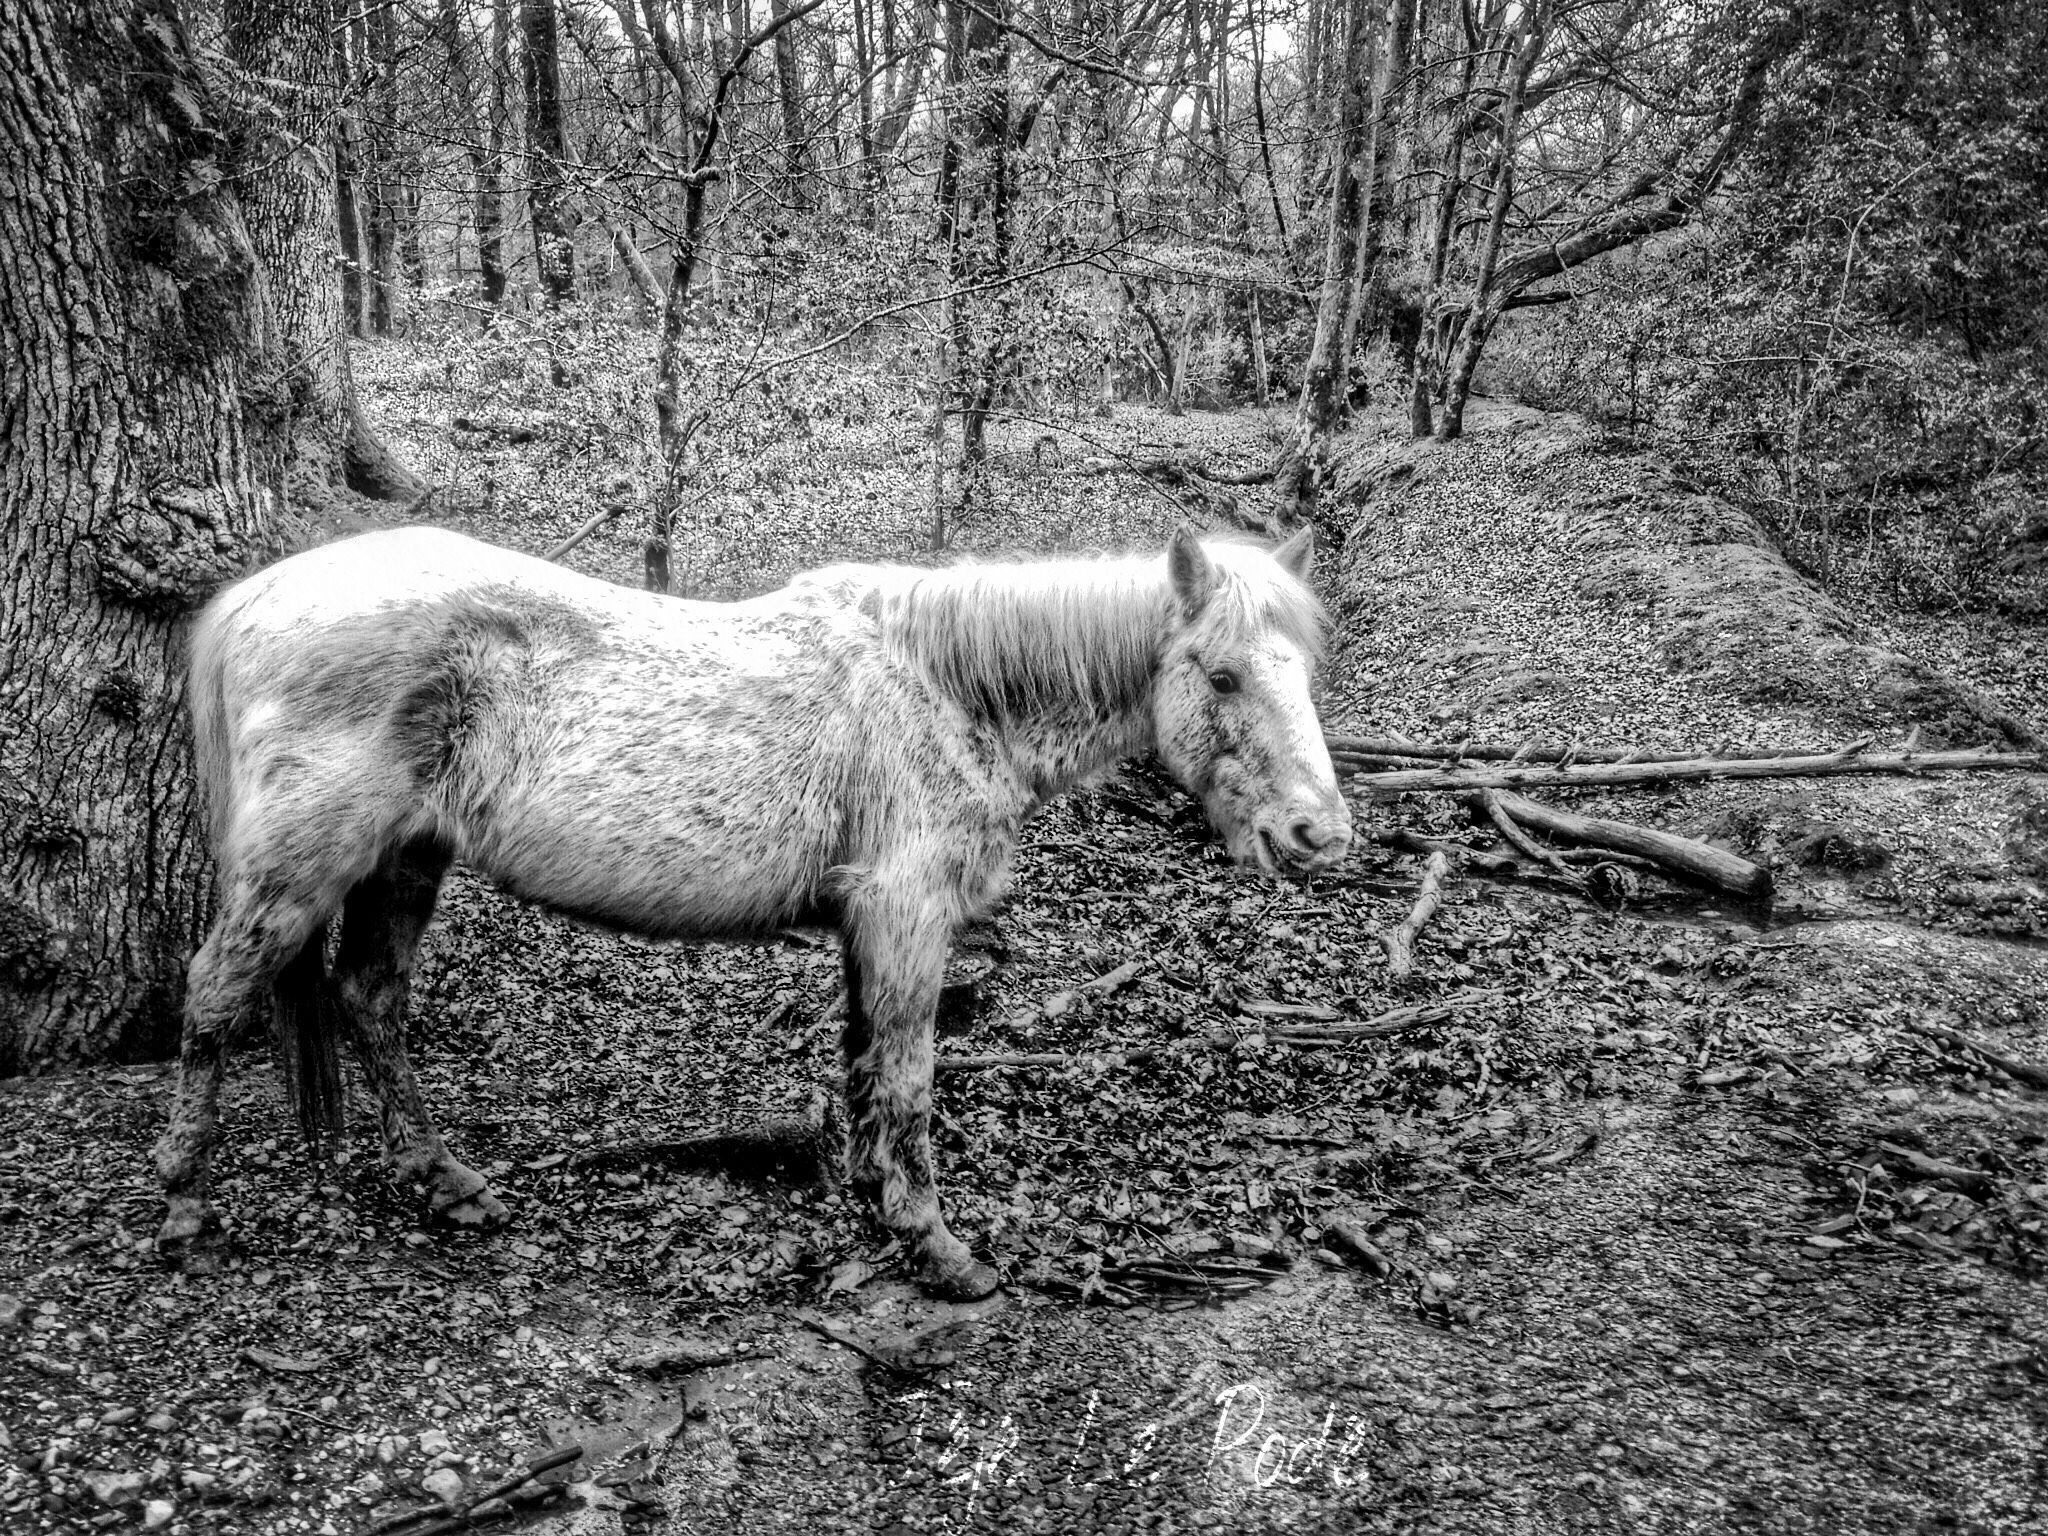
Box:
1381;851;1451;978
568;1118;823;1179
997;957;1148;1034
1876;1141;2001;1201
1366;827;1520;875
369;1446;583;1536
1468;790;1771;901
1901;1020;2048;1090
1326;734;1849;766
1321;1218;1394;1277
1474;789;1578;881
938;993;1484;1074
1342;745;2043;794
1079;454;1277;488
544;498;635;563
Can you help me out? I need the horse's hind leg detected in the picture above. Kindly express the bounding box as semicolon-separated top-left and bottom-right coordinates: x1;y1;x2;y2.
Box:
333;840;506;1229
840;885;997;1300
155;889;330;1263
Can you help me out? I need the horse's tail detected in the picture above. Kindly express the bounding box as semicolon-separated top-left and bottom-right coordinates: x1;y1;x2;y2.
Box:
273;927;346;1147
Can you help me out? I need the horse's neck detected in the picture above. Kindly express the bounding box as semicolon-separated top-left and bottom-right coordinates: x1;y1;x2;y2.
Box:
997;694;1157;807
872;559;1166;802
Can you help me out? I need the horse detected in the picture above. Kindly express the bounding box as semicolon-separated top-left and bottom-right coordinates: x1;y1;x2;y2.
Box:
153;523;1352;1298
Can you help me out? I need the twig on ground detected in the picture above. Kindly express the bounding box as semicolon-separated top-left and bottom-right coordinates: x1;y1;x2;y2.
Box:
1339;744;2042;794
1321;1218;1394;1276
1326;734;1857;766
567;1119;823;1177
1900;1019;2048;1090
1381;851;1451;978
1365;828;1519;874
1474;789;1580;882
1470;790;1772;901
367;1445;583;1536
939;992;1494;1072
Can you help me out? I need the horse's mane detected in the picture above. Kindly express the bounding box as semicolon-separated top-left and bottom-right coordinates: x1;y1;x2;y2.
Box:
862;543;1325;722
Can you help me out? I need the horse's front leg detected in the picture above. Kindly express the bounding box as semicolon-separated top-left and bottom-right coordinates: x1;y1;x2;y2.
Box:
334;845;506;1229
841;890;997;1300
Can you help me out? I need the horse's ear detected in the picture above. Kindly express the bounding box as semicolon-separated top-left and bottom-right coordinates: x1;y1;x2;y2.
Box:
1167;525;1218;616
1273;525;1315;581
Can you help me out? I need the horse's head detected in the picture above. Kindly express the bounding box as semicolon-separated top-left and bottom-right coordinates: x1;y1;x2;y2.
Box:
1154;526;1353;880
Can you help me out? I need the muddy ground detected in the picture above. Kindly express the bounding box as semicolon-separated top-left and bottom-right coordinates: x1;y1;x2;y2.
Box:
3;392;2045;1536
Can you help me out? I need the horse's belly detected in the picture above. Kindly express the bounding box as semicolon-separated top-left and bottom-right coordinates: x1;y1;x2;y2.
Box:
447;746;842;939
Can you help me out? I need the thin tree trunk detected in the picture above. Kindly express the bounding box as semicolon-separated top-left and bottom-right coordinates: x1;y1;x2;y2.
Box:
438;0;510;316
332;4;370;340
1439;2;1551;440
0;0;287;1067
226;0;422;506
523;0;577;308
365;0;401;335
769;0;811;210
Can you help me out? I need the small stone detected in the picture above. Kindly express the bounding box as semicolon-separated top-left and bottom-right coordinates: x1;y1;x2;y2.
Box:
416;1429;453;1457
141;1498;175;1530
0;1294;25;1330
143;1412;177;1433
99;1408;141;1427
1881;1087;1919;1107
375;1435;408;1466
83;1469;149;1506
420;1467;464;1507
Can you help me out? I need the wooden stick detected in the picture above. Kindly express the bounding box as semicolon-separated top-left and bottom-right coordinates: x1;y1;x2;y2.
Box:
1326;734;1860;765
1340;745;2042;794
1475;789;1577;879
937;994;1487;1073
1365;828;1519;874
1476;790;1772;900
543;499;633;563
370;1445;583;1535
1901;1020;2048;1090
1381;852;1450;978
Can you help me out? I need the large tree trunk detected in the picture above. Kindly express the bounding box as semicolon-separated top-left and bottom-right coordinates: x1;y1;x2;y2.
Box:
0;0;289;1068
226;0;422;507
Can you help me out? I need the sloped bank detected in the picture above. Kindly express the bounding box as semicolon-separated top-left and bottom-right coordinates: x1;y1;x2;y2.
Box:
1325;402;2038;751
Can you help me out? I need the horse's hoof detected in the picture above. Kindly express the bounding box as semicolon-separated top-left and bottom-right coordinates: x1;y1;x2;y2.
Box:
920;1256;1000;1301
431;1186;510;1230
156;1201;227;1271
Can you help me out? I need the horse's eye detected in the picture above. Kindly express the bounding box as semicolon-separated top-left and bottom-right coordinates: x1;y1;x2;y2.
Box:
1208;669;1241;696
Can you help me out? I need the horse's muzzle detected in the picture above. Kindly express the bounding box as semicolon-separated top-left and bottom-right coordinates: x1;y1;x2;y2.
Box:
1253;802;1353;878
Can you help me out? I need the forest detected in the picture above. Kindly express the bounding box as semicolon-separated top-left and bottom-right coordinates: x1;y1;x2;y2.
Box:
3;1;2047;1534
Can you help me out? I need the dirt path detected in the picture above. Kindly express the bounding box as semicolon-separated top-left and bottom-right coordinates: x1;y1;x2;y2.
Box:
3;394;2044;1536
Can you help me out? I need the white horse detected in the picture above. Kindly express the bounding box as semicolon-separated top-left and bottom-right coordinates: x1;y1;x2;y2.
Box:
154;524;1351;1297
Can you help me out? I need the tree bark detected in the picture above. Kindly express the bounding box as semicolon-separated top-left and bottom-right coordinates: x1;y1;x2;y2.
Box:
364;0;402;335
438;0;512;315
0;0;287;1068
1438;2;1550;440
523;0;578;307
226;0;423;507
769;0;813;211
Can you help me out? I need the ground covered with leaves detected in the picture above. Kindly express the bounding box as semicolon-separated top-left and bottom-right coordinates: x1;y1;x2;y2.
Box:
3;345;2045;1535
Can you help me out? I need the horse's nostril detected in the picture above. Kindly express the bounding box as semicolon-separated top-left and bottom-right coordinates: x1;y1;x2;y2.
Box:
1289;818;1322;853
